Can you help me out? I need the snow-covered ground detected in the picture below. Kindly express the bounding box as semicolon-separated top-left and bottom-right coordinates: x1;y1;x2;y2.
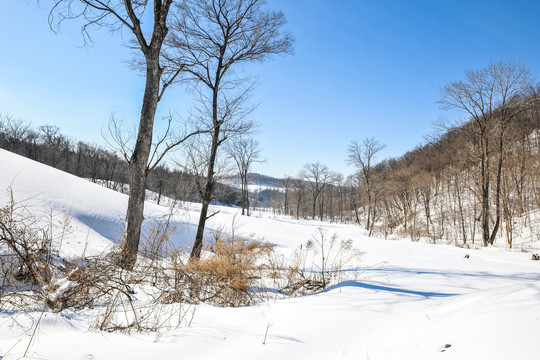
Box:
221;177;284;193
1;148;539;360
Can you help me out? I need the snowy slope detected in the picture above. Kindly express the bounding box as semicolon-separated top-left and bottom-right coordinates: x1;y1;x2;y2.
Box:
1;148;539;360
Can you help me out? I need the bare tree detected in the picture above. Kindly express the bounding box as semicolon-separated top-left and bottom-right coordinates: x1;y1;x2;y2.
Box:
48;0;187;269
225;137;263;216
300;162;333;220
165;0;293;259
347;137;385;232
280;176;295;216
439;60;535;246
291;177;306;220
0;114;31;154
176;133;235;205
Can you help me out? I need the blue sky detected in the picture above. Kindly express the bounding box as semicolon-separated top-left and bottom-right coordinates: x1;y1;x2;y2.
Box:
1;0;540;178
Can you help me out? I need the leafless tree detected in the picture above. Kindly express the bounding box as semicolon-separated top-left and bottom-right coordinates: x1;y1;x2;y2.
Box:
48;0;186;269
347;137;385;232
439;60;535;246
164;0;293;259
175;133;234;205
291;177;306;220
280;176;295;216
225;137;263;216
300;162;334;221
0;114;31;153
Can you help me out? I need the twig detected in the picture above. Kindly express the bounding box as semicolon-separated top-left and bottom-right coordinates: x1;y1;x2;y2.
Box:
262;323;272;345
2;338;21;359
23;302;47;357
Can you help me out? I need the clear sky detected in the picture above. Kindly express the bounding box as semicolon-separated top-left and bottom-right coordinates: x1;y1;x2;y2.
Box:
1;0;540;178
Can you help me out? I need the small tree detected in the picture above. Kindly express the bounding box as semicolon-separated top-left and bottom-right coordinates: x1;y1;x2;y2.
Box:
300;162;334;221
291;177;306;220
347;137;385;232
226;137;263;216
280;176;295;216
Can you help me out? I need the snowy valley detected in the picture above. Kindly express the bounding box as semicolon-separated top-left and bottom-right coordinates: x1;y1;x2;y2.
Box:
1;149;539;360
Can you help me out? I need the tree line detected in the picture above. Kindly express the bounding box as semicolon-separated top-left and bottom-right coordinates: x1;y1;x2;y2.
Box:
3;60;538;252
278;61;540;248
0;115;240;206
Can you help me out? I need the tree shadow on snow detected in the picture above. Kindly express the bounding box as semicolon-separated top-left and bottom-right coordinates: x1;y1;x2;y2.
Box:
355;266;540;283
325;280;458;298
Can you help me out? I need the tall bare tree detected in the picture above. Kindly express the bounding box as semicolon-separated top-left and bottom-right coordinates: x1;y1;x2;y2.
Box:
49;0;188;269
226;137;263;216
439;60;535;246
165;0;293;259
347;137;385;232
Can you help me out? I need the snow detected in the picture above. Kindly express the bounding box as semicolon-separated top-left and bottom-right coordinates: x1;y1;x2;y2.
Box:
1;148;539;360
221;177;284;193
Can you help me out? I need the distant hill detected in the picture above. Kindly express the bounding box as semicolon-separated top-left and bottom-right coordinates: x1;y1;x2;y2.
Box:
222;173;284;192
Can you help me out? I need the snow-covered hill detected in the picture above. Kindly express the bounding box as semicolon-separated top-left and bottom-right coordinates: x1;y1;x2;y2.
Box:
222;173;284;193
1;148;539;360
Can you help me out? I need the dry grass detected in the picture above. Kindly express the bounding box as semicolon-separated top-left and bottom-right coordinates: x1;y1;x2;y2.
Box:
166;236;272;307
272;228;363;296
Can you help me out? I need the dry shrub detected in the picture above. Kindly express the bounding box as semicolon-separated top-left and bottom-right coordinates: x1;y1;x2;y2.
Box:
0;191;65;311
0;194;52;288
44;250;195;333
139;211;179;262
94;286;196;333
273;228;363;296
74;218;194;333
167;236;272;307
158;227;363;306
45;253;131;310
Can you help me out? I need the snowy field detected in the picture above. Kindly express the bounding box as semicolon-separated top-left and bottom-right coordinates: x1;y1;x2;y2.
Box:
1;148;539;360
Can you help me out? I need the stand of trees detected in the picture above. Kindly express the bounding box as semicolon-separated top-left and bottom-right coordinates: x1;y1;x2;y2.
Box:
0;115;240;206
277;62;540;248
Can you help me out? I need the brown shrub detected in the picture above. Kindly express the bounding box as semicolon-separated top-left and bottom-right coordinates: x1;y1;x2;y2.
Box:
166;236;272;307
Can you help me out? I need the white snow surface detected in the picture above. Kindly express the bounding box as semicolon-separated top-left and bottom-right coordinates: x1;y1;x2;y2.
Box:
221;178;284;193
1;148;539;360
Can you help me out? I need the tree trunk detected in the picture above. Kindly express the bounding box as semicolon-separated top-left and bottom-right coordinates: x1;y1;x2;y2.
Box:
312;195;317;220
456;179;467;245
190;84;221;259
296;194;301;220
352;197;361;226
489;132;505;245
481;137;491;247
119;56;161;270
241;174;246;215
246;187;250;216
191;196;212;259
366;187;372;231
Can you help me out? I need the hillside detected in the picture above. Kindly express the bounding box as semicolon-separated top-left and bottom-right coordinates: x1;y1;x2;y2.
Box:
222;173;284;193
1;149;540;360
